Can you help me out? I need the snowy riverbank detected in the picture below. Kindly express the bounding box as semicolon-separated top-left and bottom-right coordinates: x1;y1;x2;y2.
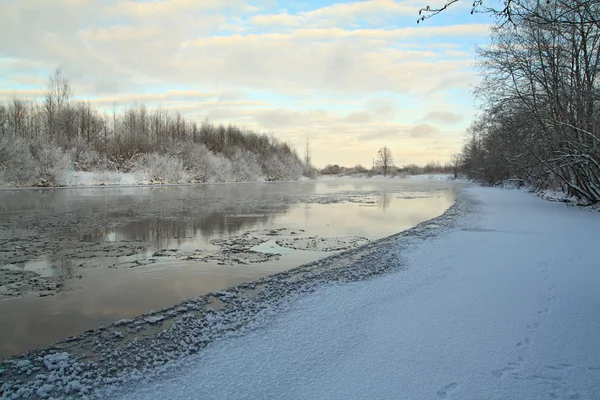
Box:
2;186;600;399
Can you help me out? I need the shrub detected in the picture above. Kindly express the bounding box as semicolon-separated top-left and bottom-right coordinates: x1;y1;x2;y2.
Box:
229;148;262;182
31;143;73;186
0;136;38;186
133;153;189;184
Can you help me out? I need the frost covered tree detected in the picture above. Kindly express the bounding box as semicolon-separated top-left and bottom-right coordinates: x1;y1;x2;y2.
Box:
459;0;600;203
376;146;394;177
0;70;306;186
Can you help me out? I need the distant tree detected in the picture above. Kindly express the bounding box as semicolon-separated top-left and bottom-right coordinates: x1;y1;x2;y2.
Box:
321;164;342;175
304;137;311;166
44;69;72;142
376;146;394;177
451;153;462;179
302;137;317;178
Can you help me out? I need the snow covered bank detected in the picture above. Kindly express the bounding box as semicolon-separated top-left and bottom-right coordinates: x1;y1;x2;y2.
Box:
109;187;600;400
407;173;454;181
60;171;140;187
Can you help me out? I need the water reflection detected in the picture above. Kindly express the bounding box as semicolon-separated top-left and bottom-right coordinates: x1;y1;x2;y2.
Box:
0;179;461;359
81;209;290;250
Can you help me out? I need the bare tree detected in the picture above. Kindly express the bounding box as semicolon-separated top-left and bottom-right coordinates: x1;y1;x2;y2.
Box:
376;146;394;177
304;137;312;167
451;153;462;179
43;69;72;141
457;0;600;203
419;0;600;27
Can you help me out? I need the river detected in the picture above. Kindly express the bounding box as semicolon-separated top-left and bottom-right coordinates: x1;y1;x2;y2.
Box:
0;178;459;358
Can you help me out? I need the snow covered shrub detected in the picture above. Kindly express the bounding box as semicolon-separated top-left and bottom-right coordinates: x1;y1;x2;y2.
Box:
176;143;232;183
229;149;263;182
262;153;302;181
30;143;73;186
133;153;189;184
0;135;37;186
211;155;233;183
262;154;285;181
280;153;304;180
302;164;318;179
76;149;109;171
67;137;109;171
69;145;109;172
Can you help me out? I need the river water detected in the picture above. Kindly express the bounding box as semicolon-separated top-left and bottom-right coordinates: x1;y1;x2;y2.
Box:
0;178;460;358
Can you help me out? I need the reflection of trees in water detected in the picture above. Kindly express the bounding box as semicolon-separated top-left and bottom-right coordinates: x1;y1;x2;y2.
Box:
379;191;392;211
49;255;75;278
81;205;291;249
1;182;319;215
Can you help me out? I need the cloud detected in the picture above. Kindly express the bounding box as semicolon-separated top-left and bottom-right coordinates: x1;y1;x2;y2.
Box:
218;89;245;102
0;0;489;167
345;111;372;124
255;109;306;128
365;98;397;120
358;128;401;141
0;89;47;102
249;13;302;27
422;111;463;124
408;123;440;138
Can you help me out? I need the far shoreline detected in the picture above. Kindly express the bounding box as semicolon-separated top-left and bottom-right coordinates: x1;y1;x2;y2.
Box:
0;173;456;191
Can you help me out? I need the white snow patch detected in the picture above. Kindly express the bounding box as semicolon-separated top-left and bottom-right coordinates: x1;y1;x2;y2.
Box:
42;353;71;371
249;240;287;255
61;171;139;187
144;315;165;324
407;173;454;181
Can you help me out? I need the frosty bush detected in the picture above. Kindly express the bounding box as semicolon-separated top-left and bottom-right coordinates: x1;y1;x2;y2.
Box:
0;136;38;186
133;153;189;184
69;145;109;172
229;148;262;182
31;143;73;186
0;137;71;186
175;143;233;183
211;155;233;183
2;70;307;187
262;153;303;181
280;153;304;180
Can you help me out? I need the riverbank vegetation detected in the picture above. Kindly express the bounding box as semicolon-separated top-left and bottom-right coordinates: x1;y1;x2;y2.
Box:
457;0;600;204
0;71;306;187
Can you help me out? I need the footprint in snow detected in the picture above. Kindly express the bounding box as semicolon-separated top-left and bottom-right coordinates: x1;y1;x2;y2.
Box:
493;356;524;378
437;382;458;398
516;337;531;347
492;366;514;378
527;322;541;330
546;364;573;371
537;308;550;315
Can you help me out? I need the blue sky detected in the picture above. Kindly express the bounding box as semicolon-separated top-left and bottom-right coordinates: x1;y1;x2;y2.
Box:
0;0;495;167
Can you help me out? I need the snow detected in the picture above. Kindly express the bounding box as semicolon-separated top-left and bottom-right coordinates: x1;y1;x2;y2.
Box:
61;171;139;186
407;173;454;181
110;187;600;400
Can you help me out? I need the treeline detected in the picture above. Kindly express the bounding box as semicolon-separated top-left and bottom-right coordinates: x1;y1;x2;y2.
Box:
320;161;455;176
0;70;306;186
460;0;600;204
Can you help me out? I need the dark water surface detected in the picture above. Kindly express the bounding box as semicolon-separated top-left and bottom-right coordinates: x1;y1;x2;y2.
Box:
0;179;459;358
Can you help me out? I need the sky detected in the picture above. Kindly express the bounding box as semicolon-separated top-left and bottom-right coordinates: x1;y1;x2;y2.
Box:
0;0;496;167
